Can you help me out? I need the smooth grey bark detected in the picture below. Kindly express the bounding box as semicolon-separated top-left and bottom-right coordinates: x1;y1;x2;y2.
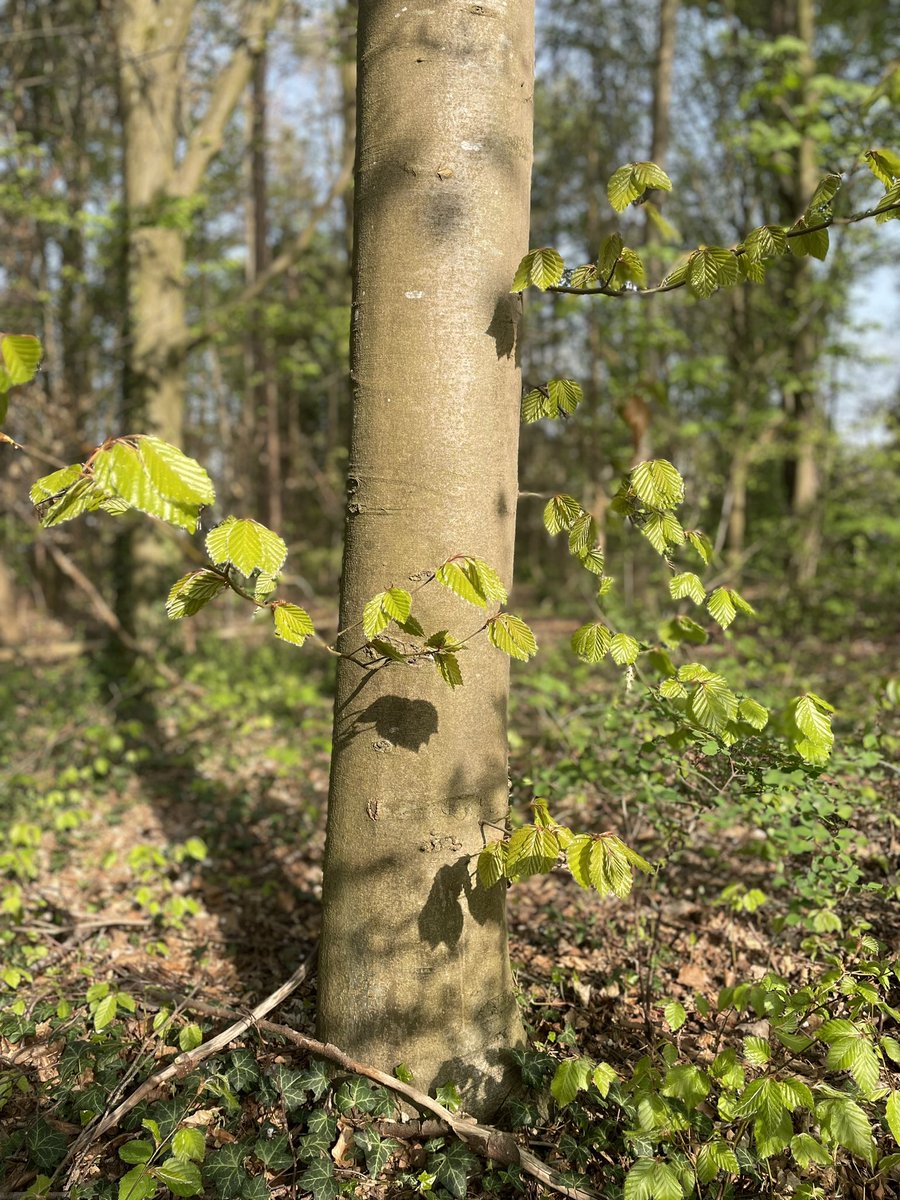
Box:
318;1;534;1116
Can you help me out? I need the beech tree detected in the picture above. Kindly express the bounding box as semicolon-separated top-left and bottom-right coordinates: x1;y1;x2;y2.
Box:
4;0;899;1130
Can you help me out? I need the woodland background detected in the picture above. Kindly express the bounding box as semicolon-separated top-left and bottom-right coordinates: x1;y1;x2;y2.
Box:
1;1;899;1198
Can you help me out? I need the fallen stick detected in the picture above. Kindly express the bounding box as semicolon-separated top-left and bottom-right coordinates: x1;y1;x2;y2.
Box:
55;946;318;1183
64;962;598;1200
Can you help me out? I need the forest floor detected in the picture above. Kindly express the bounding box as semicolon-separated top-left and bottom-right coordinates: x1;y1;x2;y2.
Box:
1;624;898;1199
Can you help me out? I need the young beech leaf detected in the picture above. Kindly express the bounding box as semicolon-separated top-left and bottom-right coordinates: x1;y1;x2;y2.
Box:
522;387;551;423
610;246;647;289
864;147;900;187
0;333;42;389
30;464;83;505
477;840;508;888
166;570;228;620
505;823;559;879
272;603;314;647
154;1156;202;1197
669;572;705;605
610;632;640;666
631;459;685;509
788;221;829;260
571;622;611;664
788;693;834;763
547;377;583;415
738;697;769;730
744;223;787;262
688;246;740;297
487;613;537;661
136;437;215;507
206;516;287;577
435;652;463;689
687;529;713;564
607;161;672;212
511;247;564;291
707;586;737;629
568;510;596;554
598;231;623;280
92;441;200;531
436;557;507;608
550;1058;592;1108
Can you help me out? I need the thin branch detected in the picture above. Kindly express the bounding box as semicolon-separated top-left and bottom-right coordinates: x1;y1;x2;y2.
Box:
56;946;319;1183
92;975;599;1200
180;146;356;353
549;198;900;299
172;0;286;199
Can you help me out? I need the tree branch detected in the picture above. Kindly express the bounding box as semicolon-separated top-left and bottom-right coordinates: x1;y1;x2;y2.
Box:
172;0;285;200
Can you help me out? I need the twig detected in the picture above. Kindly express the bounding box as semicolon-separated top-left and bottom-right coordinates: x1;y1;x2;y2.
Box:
55;945;319;1183
84;973;599;1200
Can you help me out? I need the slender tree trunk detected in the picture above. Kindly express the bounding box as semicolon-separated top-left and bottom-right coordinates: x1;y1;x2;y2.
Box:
318;1;534;1117
784;0;822;583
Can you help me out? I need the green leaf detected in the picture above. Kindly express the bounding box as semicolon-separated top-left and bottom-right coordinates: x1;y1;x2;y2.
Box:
29;464;82;505
807;171;842;211
381;587;412;623
624;1158;683;1200
566;834;593;888
39;476;107;527
204;1144;248;1199
153;1158;202;1197
548;378;583;415
430;1139;478;1199
686;529;713;564
659;615;708;647
571;621;611;664
744;224;788;262
755;1107;793;1158
864;147;900;186
742;1036;771;1065
436;557;507;608
696;1140;738;1184
543;494;582;534
660;255;691;289
875;179;900;222
663;1000;687;1032
593;1062;617;1097
225;1049;260;1093
886;1091;900;1147
172;1128;206;1163
511;247;564;291
92;441;202;531
298;1157;340;1200
178;1023;203;1052
688;247;739;297
120;1141;155;1165
738;697;769;730
707;586;737;629
659;677;688;700
589;836;633;898
435;1081;462;1113
598;232;624;280
641;511;683;554
363;593;392;639
568;510;597;554
488;612;537;661
790;1133;832;1168
273;603;315;648
551;1057;592;1107
789;693;834;763
118;1165;157;1200
779;1078;814;1112
165;570;228;620
729;588;756;616
788;221;829;260
608;161;672;212
817;1097;876;1164
610;632;640;666
505;824;559;880
478;841;508;888
136;437;215;507
206;517;287;577
94;993;118;1031
354;1127;397;1178
577;546;605;575
631;459;685;509
435;652;463;689
689;674;737;731
662;1064;710;1109
0;333;42;388
669;572;705;605
611;246;647;289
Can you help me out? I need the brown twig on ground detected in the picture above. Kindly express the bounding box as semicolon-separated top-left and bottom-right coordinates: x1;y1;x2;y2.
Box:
55;945;319;1186
65;952;599;1200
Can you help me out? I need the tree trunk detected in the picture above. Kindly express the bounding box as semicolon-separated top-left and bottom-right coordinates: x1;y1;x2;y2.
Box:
318;1;534;1117
784;0;822;584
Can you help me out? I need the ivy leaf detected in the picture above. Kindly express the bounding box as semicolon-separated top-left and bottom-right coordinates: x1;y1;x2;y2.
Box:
225;1048;260;1092
488;613;537;661
206;517;287;577
273;603;315;647
435;1082;462;1113
505;824;559;880
298;1158;340;1200
429;1139;478;1199
571;622;611;664
550;1058;592;1107
166;570;228;620
511;247;564;291
204;1144;248;1199
354;1127;397;1177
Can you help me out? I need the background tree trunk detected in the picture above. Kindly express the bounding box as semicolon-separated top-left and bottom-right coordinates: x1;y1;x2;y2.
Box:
318;0;534;1117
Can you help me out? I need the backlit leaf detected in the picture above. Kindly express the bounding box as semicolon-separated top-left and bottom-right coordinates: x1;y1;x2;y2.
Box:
477;840;508;888
543;494;582;534
551;1058;592;1107
506;823;559;879
488;612;537;660
273;603;315;647
610;632;640;665
511;247;564;291
206;517;287;577
669;572;705;605
631;459;685;509
571;621;611;664
166;570;227;620
136;436;215;507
